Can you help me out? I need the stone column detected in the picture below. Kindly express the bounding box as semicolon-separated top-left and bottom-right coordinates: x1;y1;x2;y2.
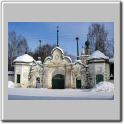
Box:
65;66;72;88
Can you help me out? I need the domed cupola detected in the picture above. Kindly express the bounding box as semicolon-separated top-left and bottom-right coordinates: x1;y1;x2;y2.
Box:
13;54;34;63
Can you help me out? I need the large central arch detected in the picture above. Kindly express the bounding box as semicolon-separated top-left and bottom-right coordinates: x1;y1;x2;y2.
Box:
52;74;65;89
52;69;65;89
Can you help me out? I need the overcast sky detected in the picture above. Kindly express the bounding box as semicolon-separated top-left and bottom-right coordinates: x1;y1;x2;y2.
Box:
8;22;114;56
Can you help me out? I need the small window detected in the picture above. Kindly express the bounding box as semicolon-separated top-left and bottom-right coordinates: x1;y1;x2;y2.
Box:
96;74;104;84
17;74;20;83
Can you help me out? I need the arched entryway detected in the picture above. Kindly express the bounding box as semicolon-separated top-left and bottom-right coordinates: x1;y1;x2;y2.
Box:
36;77;40;88
52;74;65;89
76;78;81;88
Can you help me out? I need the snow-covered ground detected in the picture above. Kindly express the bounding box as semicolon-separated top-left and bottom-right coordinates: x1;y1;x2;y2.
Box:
92;81;114;92
8;81;15;88
8;81;114;100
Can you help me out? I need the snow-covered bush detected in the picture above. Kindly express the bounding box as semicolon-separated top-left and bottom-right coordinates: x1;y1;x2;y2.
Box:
8;81;15;88
92;81;114;92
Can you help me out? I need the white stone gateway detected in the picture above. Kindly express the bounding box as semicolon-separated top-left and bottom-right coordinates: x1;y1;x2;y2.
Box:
13;47;111;89
13;47;89;88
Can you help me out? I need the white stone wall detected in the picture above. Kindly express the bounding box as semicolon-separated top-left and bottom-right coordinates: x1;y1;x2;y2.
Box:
88;63;96;86
105;63;110;80
88;61;110;86
72;62;87;88
14;64;22;87
65;67;71;88
95;63;105;75
21;65;30;88
42;67;49;88
29;64;43;88
71;70;76;88
14;64;33;88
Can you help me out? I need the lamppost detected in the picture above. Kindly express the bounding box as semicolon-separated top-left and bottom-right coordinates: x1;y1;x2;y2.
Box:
75;37;79;60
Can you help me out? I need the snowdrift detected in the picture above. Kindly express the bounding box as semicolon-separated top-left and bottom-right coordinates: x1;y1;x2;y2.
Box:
92;81;114;92
8;81;15;88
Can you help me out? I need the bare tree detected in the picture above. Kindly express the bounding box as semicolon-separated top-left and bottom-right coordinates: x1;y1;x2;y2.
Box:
8;31;19;70
65;52;76;62
8;42;13;70
8;31;18;61
8;31;29;70
87;23;114;57
33;43;76;62
33;44;56;62
17;35;29;56
104;38;114;57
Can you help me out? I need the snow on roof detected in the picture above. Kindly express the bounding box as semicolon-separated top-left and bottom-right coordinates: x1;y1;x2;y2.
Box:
51;47;64;54
88;50;109;60
36;60;42;64
74;60;86;67
109;58;114;63
14;54;34;63
44;56;52;62
85;65;88;68
64;56;72;63
75;60;82;63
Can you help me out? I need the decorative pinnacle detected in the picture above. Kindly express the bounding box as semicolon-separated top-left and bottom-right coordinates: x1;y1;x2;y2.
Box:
57;26;59;32
57;26;59;46
75;37;79;60
75;37;79;41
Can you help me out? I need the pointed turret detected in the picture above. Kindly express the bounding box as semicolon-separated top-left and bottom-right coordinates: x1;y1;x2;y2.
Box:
81;46;85;55
80;35;90;65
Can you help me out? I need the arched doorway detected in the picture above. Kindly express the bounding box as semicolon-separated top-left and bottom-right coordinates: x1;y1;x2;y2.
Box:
76;78;81;88
52;74;65;89
36;77;40;88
